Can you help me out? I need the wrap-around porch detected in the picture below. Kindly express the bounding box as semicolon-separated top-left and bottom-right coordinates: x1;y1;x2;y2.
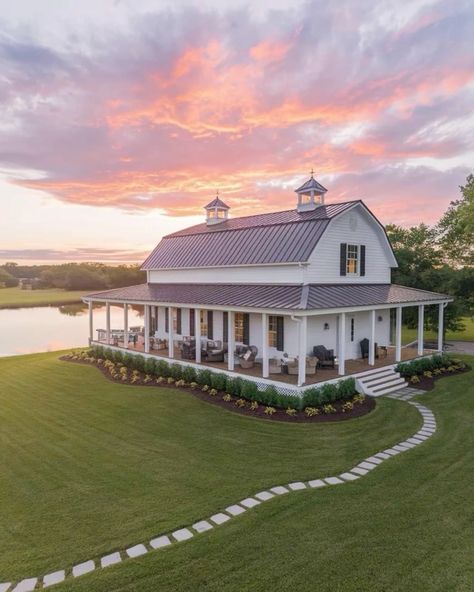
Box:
86;300;446;388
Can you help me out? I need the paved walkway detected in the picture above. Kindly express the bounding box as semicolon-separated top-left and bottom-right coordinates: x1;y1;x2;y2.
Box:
2;387;436;591
445;340;474;355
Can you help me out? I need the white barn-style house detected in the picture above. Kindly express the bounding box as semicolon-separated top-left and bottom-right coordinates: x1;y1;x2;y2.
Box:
84;174;452;396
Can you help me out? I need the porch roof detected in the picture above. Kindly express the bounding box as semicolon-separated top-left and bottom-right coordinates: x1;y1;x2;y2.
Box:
84;282;451;311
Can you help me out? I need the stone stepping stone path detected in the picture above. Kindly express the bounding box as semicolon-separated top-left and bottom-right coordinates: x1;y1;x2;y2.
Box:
1;389;437;590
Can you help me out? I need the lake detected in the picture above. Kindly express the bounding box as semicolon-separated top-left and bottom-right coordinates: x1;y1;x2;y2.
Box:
0;303;143;357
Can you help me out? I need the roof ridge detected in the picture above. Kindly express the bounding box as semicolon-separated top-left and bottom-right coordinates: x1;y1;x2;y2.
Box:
164;200;360;239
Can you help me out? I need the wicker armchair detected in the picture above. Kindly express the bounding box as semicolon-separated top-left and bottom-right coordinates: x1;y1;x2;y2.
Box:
287;356;318;376
239;345;258;369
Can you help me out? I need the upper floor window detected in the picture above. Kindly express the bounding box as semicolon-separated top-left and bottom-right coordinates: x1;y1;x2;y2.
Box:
340;243;365;277
346;244;359;275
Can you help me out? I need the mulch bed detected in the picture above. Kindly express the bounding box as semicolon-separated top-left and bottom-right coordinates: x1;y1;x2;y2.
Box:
60;356;376;423
409;366;471;391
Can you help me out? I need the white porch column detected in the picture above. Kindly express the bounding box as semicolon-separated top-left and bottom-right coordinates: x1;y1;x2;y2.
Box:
88;301;93;344
395;306;402;362
227;311;235;371
297;316;307;387
438;303;444;353
123;304;129;349
262;313;269;378
195;308;201;364
417;304;424;356
168;307;174;359
144;305;150;353
338;312;346;376
369;309;376;366
106;302;111;345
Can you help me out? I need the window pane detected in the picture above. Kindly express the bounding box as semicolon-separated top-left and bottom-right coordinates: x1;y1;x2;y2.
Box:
235;313;244;342
268;315;277;347
346;244;358;274
200;310;207;336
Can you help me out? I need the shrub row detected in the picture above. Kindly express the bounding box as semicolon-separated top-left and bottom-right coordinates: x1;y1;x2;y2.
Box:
89;346;358;410
395;354;457;378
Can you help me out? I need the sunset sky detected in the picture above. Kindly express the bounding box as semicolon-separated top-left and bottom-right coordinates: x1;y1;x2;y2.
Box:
1;0;473;264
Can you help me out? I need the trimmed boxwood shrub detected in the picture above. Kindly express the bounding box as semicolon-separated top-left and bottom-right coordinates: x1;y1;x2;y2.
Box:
155;359;171;377
113;349;123;364
226;377;243;397
170;363;183;380
210;373;227;391
182;366;197;383
144;357;156;376
197;368;212;386
122;353;134;368
241;380;259;401
337;377;356;400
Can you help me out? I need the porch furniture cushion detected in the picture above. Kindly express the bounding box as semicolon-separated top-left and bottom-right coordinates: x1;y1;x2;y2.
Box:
287;356;318;375
313;345;335;368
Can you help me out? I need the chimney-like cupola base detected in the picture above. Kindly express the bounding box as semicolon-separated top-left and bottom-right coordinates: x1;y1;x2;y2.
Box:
204;194;230;225
295;171;328;212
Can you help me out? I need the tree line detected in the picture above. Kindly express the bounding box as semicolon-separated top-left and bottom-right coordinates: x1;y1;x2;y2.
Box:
0;262;145;291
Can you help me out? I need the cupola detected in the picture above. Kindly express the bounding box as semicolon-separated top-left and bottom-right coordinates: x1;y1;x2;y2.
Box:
204;192;230;225
295;170;327;212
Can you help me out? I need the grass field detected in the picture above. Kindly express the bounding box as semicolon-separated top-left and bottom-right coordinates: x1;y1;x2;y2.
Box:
402;316;474;344
1;353;472;591
0;287;88;309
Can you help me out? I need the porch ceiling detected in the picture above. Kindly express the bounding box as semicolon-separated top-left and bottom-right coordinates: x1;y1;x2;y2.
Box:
84;282;451;313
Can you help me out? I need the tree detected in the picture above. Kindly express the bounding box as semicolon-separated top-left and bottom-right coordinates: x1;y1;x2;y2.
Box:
437;173;474;266
0;268;19;287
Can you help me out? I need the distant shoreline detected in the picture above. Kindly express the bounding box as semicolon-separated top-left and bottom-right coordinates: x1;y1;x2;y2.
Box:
0;287;88;310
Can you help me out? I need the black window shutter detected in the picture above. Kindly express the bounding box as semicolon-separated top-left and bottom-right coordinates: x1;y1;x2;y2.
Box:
207;311;214;339
340;243;347;276
243;313;250;345
189;309;195;336
176;308;182;334
223;311;228;343
165;307;169;333
360;245;366;276
276;316;284;351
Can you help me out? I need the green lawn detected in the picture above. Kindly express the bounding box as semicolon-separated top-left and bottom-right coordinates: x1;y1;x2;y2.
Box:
0;352;422;583
0;287;88;309
62;355;474;592
402;316;474;344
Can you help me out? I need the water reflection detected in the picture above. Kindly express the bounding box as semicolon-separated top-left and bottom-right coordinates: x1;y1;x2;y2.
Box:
0;304;143;357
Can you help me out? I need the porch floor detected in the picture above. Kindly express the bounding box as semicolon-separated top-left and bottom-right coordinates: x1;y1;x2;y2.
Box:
95;339;434;386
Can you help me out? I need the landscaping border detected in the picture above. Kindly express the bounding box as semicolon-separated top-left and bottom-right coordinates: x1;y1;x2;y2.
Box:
60;348;374;423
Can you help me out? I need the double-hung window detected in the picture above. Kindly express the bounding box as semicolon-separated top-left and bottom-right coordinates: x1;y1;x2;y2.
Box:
346;244;359;275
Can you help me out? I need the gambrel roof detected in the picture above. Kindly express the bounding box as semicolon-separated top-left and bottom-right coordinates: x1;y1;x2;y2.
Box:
142;201;358;270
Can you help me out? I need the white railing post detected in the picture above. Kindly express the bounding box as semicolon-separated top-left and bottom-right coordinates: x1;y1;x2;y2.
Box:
369;309;376;366
338;312;346;376
144;305;150;353
195;308;201;364
228;310;235;371
123;303;128;349
88;301;93;344
417;304;424;356
395;306;402;362
298;316;307;387
438;303;444;353
106;302;111;345
262;313;269;378
168;307;174;359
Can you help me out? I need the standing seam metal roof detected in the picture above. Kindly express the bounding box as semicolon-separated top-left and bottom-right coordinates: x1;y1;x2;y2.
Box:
141;201;357;270
84;283;450;311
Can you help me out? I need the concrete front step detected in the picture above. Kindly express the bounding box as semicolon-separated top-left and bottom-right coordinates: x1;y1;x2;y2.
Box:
370;377;406;394
369;380;408;397
355;365;407;396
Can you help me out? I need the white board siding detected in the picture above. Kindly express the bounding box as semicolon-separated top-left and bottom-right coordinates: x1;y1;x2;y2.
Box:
148;265;305;285
305;207;392;284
